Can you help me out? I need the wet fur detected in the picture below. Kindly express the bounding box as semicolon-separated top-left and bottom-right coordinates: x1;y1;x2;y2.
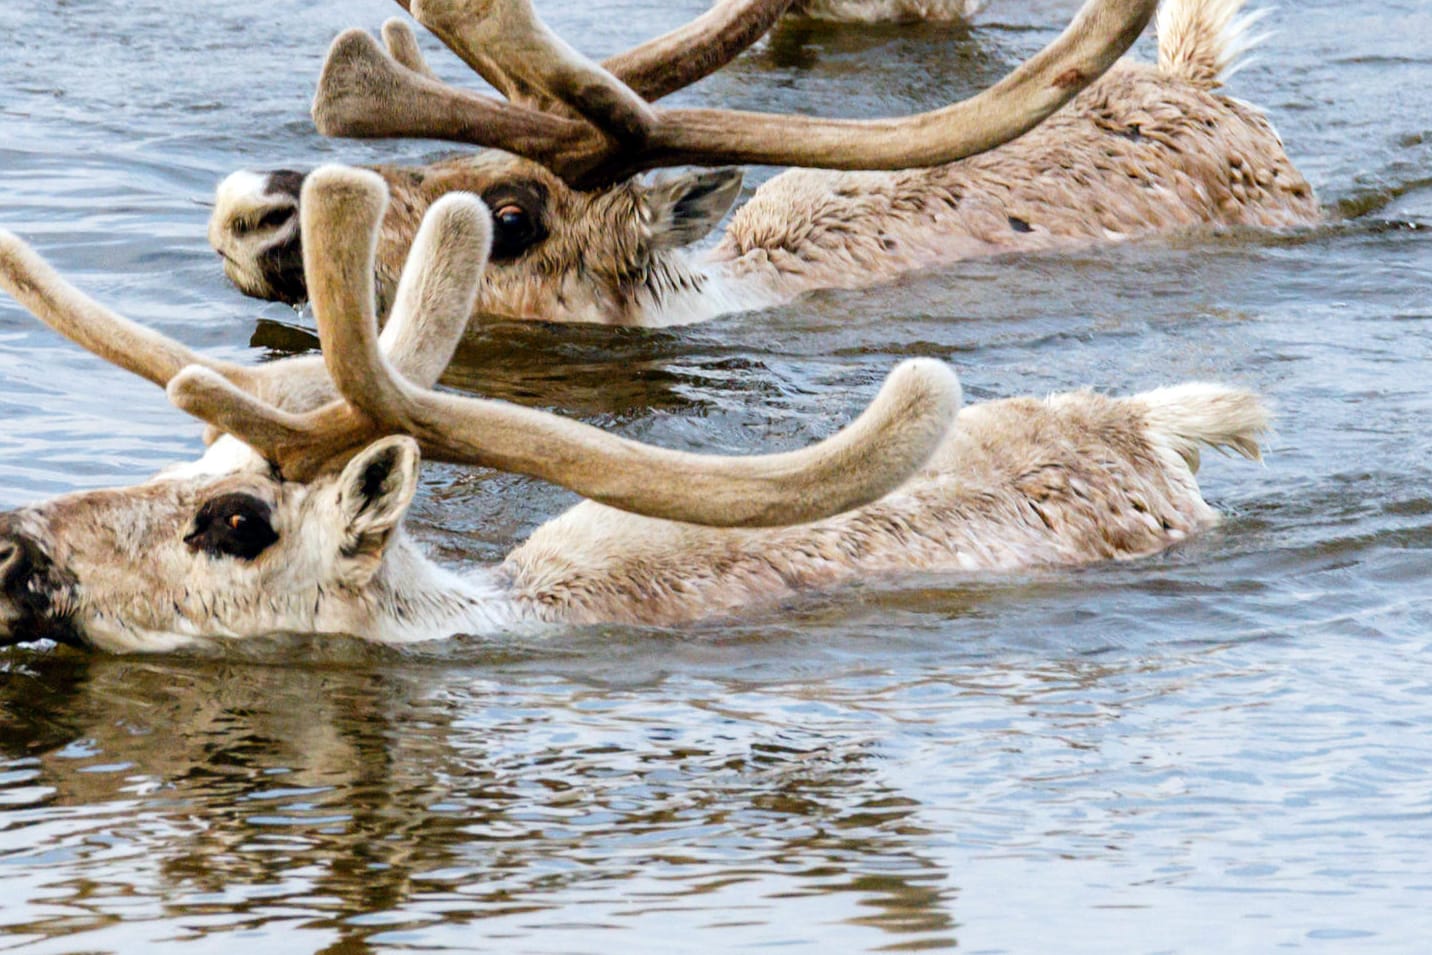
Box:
717;60;1314;297
501;385;1266;625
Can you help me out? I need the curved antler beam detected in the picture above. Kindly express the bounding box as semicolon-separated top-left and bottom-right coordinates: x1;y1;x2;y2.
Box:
380;18;437;79
0;231;249;390
301;166;960;528
602;0;798;103
594;0;1158;180
315;0;1158;188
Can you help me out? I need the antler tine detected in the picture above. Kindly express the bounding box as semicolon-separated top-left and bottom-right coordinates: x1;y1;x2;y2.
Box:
602;0;797;103
409;0;656;143
378;190;491;388
300;166;961;528
298;167;415;425
381;18;437;79
0;230;252;391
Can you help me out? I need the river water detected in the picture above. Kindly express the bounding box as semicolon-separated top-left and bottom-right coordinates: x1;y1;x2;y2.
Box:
1;1;1430;952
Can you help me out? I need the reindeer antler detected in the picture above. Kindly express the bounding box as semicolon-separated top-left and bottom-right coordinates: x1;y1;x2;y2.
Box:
601;0;797;103
0;168;961;527
314;0;1158;188
177;167;961;525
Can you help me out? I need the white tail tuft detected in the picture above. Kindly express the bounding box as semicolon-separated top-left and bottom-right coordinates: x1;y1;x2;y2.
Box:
1157;0;1273;89
1135;382;1269;473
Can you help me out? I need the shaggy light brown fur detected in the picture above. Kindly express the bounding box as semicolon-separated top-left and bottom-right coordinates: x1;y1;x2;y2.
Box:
503;384;1265;625
788;0;984;22
718;60;1315;297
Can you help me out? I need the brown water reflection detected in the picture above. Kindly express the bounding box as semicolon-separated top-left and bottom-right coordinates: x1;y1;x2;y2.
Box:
1;652;976;951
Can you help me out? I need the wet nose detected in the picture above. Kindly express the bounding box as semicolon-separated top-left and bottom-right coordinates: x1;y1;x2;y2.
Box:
0;535;30;592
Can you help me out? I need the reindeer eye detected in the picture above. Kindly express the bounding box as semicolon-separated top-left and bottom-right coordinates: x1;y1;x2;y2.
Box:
231;207;293;237
256;206;294;231
185;493;279;562
490;203;540;260
482;184;549;261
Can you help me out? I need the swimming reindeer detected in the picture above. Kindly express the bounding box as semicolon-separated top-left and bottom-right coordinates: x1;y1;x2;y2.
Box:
210;0;1317;327
3;166;1265;652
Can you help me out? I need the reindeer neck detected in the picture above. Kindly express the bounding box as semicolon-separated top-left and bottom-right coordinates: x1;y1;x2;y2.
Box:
341;538;525;642
629;250;779;327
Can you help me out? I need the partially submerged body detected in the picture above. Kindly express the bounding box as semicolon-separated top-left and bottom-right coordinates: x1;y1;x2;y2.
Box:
0;375;1264;652
715;62;1315;306
502;384;1263;627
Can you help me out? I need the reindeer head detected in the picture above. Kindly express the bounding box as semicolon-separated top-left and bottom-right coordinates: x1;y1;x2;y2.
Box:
209;155;743;324
1;166;959;651
0;436;430;653
208;0;1158;325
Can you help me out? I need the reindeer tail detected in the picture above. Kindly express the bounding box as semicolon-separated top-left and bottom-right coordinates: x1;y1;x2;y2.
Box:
1134;383;1269;473
1156;0;1271;90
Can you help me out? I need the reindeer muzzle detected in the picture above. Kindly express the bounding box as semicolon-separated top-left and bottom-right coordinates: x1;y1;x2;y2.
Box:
0;519;82;649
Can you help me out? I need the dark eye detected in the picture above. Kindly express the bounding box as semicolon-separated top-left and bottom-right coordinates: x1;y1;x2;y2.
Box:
495;203;526;229
184;493;279;562
482;189;549;261
256;206;294;231
489;202;540;260
231;206;294;237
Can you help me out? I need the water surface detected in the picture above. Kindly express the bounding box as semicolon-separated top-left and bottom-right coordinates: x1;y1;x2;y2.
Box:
2;1;1431;951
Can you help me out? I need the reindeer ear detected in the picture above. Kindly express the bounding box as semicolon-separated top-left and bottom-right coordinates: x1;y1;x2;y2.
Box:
335;436;420;568
646;168;744;250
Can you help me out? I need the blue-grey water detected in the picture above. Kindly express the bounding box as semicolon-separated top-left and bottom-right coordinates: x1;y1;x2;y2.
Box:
2;1;1431;951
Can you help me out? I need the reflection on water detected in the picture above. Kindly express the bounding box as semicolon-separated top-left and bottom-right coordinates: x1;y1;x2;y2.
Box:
2;654;961;951
3;0;1432;951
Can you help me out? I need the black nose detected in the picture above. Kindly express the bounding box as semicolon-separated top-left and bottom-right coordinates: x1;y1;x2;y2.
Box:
0;538;25;590
251;171;310;307
0;533;36;593
0;524;83;648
